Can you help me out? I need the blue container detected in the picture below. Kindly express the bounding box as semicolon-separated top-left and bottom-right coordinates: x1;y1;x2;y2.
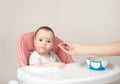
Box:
89;60;105;71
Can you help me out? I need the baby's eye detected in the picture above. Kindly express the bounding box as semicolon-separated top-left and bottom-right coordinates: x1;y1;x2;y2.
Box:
47;40;51;43
39;39;43;42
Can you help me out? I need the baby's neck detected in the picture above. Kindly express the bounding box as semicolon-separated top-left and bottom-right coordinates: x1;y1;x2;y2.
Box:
38;52;50;57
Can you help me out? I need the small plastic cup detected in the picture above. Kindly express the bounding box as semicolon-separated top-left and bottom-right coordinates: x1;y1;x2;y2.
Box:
86;56;108;71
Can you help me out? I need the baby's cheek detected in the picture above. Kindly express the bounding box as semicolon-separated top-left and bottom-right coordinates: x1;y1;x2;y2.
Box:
35;45;41;50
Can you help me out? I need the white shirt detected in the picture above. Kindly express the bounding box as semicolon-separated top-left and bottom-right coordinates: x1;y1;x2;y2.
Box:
29;51;60;65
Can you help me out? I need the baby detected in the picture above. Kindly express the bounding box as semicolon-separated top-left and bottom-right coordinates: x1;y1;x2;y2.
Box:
29;26;65;68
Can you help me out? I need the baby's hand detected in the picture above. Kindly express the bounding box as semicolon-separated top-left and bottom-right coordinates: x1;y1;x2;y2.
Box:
53;62;65;68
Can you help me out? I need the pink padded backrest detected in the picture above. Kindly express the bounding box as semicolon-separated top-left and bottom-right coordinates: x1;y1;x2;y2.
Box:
17;32;74;67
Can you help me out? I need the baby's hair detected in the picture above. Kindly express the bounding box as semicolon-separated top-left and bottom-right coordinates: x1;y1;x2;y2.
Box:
34;26;55;39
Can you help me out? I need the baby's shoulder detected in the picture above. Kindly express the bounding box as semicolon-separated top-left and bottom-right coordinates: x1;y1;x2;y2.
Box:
30;51;41;57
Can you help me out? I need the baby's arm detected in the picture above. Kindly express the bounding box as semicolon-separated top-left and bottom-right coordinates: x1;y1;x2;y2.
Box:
31;62;65;68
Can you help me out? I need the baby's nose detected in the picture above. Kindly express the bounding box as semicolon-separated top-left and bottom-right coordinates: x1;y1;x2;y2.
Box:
42;41;47;45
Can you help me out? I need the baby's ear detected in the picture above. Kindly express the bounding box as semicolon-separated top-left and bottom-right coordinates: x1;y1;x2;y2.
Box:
33;38;36;46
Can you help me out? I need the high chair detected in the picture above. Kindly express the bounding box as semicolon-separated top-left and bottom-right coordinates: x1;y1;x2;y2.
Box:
17;32;74;67
15;32;120;84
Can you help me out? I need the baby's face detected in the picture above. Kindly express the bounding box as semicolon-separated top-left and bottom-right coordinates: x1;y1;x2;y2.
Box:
34;29;54;54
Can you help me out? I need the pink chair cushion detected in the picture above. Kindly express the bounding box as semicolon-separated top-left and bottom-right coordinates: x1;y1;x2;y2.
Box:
17;32;74;67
